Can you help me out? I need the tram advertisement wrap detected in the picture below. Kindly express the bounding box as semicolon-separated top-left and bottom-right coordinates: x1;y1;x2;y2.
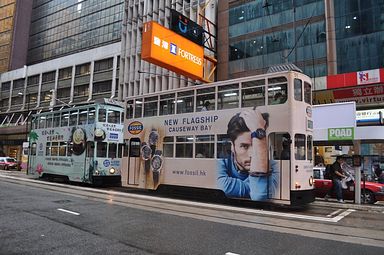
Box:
127;107;281;201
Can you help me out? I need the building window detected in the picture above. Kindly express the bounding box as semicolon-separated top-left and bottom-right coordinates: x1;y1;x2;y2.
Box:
13;79;25;89
75;63;90;76
94;58;113;72
42;71;55;83
59;67;72;80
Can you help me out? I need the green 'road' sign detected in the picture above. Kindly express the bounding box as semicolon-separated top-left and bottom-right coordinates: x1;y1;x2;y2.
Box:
328;127;354;141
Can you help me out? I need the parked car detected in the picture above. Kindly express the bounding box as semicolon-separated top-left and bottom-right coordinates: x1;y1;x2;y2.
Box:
0;157;20;170
314;167;384;204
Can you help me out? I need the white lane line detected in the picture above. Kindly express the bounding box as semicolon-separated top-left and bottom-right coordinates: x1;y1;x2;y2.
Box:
332;209;355;222
57;208;80;215
327;209;342;217
225;252;240;255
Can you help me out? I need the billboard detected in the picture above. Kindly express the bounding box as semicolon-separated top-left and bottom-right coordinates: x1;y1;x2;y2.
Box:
141;21;204;81
170;9;204;46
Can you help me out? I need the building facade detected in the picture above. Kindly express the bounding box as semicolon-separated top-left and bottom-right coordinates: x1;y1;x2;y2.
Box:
0;0;124;159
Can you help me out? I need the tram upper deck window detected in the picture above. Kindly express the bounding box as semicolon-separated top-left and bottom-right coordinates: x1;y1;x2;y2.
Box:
177;91;194;114
126;100;134;119
196;87;215;111
160;94;175;116
294;79;302;101
61;112;69;127
108;110;120;124
144;96;158;117
304;82;311;104
70;110;78;126
218;84;239;110
53;113;60;127
79;110;88;125
39;116;46;129
88;108;96;124
268;77;287;105
46;114;53;128
242;79;265;107
99;109;106;122
134;99;143;118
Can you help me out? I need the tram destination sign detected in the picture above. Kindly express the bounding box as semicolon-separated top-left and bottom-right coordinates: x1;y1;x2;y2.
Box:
328;127;354;141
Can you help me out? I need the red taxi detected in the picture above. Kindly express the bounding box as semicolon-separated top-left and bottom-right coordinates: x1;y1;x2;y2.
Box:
314;167;384;204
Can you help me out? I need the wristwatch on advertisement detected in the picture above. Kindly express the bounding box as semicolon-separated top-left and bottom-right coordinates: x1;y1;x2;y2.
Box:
151;150;163;187
141;142;152;173
251;128;266;139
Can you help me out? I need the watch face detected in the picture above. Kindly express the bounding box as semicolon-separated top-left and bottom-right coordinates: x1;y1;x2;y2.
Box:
257;128;266;138
148;130;159;145
141;144;152;160
151;155;163;172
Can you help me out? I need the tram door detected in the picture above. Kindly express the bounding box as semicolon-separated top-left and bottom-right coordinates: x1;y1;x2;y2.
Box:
127;138;141;185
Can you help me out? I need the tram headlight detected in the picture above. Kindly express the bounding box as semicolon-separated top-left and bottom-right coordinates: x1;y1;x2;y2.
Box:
95;170;100;175
309;176;314;186
109;168;116;174
295;182;301;189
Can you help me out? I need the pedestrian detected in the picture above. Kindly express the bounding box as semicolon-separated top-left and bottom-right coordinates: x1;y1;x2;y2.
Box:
325;156;347;203
201;101;210;111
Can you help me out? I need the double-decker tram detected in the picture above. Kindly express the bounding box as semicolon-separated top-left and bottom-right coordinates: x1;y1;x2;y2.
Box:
28;99;124;185
123;70;314;205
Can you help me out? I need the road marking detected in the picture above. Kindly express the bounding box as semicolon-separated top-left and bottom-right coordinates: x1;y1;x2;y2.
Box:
225;253;240;255
327;209;342;217
332;209;355;222
57;208;80;215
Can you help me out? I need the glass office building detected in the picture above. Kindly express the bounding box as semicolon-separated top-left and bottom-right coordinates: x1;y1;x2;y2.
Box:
219;0;384;80
27;0;124;64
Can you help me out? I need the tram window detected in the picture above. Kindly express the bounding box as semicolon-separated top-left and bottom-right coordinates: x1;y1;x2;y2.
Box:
270;133;291;160
176;136;193;158
79;110;88;125
134;99;143;118
218;84;239;110
99;109;106;122
294;134;306;160
32;118;38;129
108;143;117;158
46;142;51;156
120;111;124;124
163;136;174;157
46;114;53;128
160;94;175;115
196;93;215;111
51;142;59;156
59;142;66;156
126;100;134;119
87;142;94;157
195;135;214;158
61;112;69;127
307;135;313;161
31;143;37;156
67;143;73;156
217;134;231;158
39;116;46;129
88;108;95;124
53;113;60;127
123;143;128;157
177;91;194;114
118;143;124;158
294;79;302;101
144;96;158;117
268;84;287;105
129;138;141;157
108;110;120;124
304;82;311;104
97;142;107;157
69;110;78;126
242;86;265;107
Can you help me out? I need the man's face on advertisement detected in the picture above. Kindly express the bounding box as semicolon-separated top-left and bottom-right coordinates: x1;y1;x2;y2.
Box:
232;131;252;171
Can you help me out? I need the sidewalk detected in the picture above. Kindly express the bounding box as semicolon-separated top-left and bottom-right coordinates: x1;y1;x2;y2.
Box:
1;169;383;211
